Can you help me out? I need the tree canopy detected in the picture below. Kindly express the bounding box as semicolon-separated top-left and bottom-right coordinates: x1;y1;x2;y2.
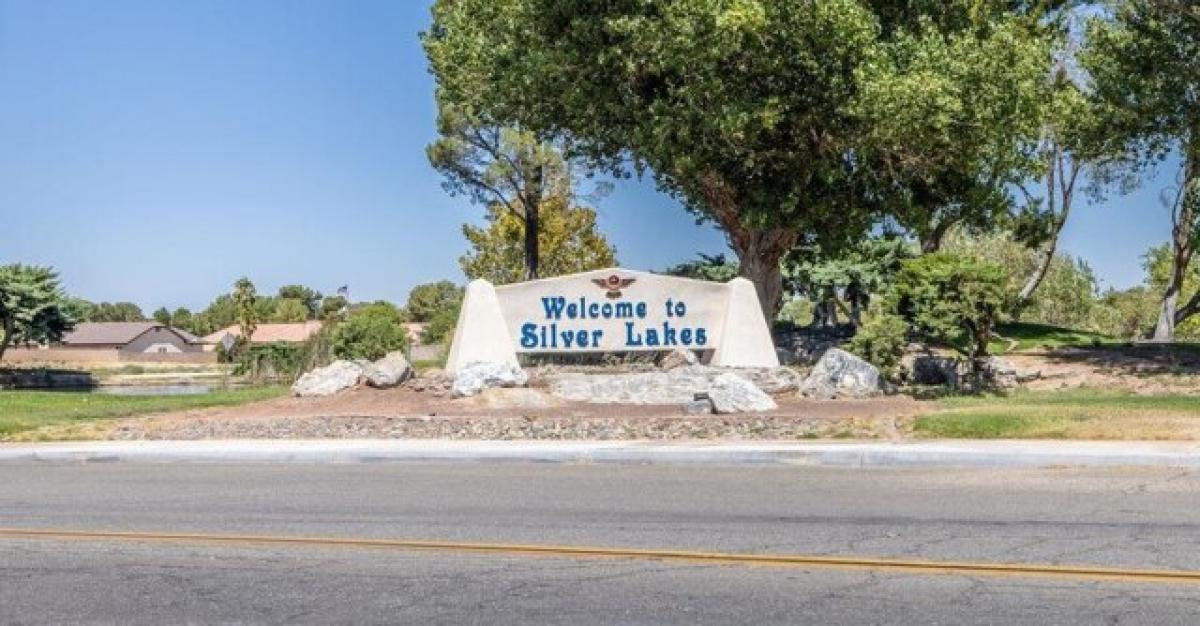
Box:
82;301;145;322
429;103;586;281
424;0;1060;319
405;280;463;323
663;254;741;283
0;264;74;360
460;197;616;284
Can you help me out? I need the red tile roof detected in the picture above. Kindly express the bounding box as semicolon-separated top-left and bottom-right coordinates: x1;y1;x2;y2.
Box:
202;322;324;345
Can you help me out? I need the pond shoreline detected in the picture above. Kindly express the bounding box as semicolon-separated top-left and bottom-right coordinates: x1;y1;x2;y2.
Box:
1;369;239;392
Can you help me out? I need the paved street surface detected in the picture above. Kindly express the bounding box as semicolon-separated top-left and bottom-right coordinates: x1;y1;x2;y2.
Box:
3;463;1200;624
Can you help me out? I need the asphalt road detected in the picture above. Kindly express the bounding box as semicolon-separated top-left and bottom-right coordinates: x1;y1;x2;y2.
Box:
3;463;1200;624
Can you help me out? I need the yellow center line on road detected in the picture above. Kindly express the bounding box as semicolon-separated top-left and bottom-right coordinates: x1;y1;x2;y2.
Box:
0;527;1196;585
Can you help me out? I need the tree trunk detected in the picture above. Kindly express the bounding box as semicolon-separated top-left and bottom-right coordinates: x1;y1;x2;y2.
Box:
920;218;954;254
696;171;795;323
1174;287;1200;327
1017;240;1059;308
846;281;864;328
1153;283;1181;342
519;159;545;281
1152;144;1198;342
1017;152;1075;311
523;199;540;281
1153;202;1194;342
732;229;795;323
0;318;12;362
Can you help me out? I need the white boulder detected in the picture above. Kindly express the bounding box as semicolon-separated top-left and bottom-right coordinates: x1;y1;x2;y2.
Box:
363;351;413;388
548;369;712;404
452;361;529;398
292;360;366;397
709;372;778;413
799;348;883;399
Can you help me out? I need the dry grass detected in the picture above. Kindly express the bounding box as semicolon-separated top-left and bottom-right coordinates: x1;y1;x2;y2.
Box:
913;388;1200;439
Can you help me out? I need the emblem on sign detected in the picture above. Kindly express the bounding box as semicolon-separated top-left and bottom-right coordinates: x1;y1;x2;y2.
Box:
592;274;636;299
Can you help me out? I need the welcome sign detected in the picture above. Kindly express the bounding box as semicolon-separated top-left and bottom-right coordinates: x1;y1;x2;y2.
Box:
445;268;778;372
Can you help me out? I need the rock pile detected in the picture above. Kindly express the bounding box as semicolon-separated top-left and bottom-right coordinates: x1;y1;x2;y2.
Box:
547;366;778;413
292;351;414;397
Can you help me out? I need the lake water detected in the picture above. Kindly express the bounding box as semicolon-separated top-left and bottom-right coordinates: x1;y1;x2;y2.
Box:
92;384;214;396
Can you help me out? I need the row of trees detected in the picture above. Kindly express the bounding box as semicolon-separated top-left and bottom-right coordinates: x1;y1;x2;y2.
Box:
0;261;472;365
424;0;1200;341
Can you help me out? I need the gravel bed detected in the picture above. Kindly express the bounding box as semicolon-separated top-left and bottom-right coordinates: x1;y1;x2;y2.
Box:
110;414;891;441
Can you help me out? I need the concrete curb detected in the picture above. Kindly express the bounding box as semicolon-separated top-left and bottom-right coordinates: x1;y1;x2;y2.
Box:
3;440;1200;468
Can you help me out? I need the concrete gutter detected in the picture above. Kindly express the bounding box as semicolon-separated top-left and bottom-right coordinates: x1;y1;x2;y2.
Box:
3;440;1200;468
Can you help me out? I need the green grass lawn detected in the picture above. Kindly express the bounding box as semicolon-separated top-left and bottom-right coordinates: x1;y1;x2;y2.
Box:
989;322;1117;353
914;388;1200;439
0;386;286;439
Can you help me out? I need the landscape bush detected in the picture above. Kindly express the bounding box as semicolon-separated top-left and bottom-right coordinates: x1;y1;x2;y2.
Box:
888;253;1007;372
420;301;460;345
296;322;337;374
234;343;304;381
846;313;908;378
331;304;409;361
776;299;815;327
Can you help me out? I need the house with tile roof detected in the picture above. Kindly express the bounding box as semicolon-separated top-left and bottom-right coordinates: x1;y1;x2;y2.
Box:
201;321;325;352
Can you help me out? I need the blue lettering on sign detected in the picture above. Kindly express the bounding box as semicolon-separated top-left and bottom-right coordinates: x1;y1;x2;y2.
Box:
520;323;539;349
517;295;708;351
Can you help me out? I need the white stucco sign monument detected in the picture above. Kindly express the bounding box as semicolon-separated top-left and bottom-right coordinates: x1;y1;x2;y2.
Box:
445;267;779;373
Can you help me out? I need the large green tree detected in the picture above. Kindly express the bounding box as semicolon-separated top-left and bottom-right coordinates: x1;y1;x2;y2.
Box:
428;104;579;281
276;284;323;319
0;265;74;361
424;0;1061;319
405;280;463;323
272;299;309;323
152;307;172;325
171;307;194;332
1082;0;1200;341
460;197;616;284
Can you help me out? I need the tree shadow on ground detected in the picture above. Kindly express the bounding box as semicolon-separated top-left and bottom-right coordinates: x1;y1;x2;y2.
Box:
1020;343;1200;378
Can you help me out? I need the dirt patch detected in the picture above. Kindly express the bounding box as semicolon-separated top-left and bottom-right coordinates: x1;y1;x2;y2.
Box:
80;385;926;441
1005;347;1200;394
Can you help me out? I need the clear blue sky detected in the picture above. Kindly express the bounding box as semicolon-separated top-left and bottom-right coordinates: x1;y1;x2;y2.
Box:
0;0;1182;312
